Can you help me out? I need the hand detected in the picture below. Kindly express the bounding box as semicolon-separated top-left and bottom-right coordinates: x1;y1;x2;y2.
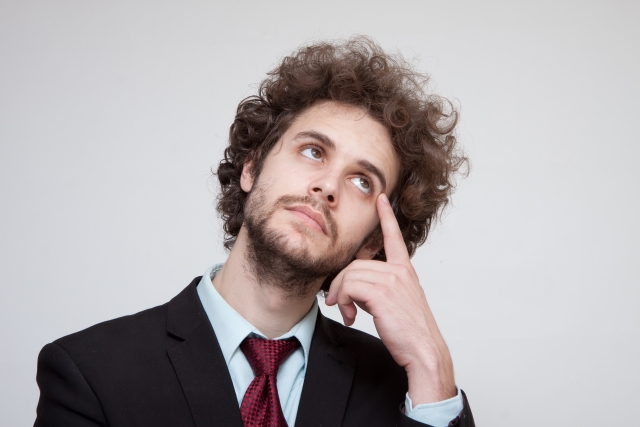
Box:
325;193;456;404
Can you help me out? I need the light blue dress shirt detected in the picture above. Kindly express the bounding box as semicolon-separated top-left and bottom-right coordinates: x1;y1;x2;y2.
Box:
197;264;463;427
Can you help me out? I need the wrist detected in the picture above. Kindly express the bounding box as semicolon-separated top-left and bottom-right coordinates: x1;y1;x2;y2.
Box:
405;347;456;405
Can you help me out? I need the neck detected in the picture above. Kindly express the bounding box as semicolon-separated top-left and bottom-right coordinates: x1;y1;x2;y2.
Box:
211;227;321;339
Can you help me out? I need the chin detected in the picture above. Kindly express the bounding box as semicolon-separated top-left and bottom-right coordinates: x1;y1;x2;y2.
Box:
278;225;327;259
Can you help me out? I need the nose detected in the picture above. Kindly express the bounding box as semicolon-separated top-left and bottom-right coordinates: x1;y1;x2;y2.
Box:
309;172;339;207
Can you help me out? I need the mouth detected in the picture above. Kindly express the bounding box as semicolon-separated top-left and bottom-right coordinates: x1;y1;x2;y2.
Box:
285;205;328;235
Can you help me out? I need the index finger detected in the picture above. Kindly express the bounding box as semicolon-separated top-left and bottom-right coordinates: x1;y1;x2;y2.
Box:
376;193;410;265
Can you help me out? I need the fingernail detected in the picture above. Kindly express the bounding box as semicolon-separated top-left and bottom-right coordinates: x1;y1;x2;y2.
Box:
380;193;389;204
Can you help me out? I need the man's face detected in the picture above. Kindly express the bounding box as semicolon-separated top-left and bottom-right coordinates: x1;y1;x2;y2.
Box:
241;101;400;279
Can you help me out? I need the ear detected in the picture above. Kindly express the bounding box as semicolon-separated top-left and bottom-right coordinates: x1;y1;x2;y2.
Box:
355;229;383;260
240;159;255;193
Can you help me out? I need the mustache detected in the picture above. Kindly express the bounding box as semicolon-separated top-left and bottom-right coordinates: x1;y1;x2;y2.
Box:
274;195;338;238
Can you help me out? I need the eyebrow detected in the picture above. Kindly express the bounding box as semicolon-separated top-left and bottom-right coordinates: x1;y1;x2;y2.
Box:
295;131;336;151
293;130;388;191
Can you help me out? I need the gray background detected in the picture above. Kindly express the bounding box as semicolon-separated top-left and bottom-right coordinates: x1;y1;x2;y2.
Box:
1;1;639;425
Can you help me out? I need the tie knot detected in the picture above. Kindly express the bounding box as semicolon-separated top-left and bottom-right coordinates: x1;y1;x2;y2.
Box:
240;337;300;377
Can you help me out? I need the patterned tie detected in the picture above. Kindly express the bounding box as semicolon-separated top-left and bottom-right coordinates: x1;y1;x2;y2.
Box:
239;337;300;427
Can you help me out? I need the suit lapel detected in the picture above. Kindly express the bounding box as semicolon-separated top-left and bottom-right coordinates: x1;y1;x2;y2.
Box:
295;313;356;427
165;278;244;427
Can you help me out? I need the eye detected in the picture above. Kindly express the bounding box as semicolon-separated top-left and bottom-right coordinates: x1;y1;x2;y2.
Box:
301;147;323;162
350;176;372;194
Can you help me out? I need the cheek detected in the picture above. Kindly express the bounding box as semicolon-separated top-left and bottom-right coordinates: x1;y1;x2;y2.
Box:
338;205;379;241
265;157;310;185
259;162;303;193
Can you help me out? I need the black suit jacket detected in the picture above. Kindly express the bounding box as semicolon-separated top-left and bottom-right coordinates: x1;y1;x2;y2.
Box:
35;277;475;427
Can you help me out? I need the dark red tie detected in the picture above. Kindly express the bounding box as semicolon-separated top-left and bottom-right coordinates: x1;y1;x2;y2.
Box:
239;337;300;427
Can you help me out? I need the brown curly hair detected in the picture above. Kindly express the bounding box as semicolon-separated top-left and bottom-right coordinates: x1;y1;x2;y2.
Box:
216;36;467;262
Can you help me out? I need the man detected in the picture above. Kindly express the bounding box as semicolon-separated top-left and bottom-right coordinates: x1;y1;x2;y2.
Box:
35;37;475;427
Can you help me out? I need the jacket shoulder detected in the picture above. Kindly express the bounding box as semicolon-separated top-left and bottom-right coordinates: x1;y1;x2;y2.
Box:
54;302;170;358
52;276;204;360
35;278;205;426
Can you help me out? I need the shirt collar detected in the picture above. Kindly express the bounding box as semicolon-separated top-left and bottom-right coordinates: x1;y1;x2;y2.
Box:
196;263;318;367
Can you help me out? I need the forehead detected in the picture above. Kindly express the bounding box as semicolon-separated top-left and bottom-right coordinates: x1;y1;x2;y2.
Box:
281;101;400;192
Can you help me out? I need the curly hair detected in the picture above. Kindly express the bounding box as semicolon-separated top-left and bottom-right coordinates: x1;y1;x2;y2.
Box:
216;36;468;262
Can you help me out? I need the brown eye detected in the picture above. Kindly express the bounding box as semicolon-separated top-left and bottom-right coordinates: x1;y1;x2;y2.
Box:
301;147;323;161
349;176;372;194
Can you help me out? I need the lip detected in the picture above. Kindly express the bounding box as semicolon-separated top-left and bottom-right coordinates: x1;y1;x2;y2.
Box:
286;205;328;235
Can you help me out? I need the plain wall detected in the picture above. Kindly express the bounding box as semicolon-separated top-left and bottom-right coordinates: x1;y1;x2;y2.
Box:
1;1;639;425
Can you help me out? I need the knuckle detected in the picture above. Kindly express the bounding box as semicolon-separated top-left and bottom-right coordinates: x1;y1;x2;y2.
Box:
398;265;412;280
379;286;392;299
351;259;365;269
341;279;356;293
390;273;401;286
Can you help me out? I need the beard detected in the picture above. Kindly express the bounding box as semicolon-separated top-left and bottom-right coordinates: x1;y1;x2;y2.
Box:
243;181;365;299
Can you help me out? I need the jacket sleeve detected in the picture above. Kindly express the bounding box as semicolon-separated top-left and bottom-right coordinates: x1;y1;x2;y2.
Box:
34;342;108;427
448;391;475;427
399;390;476;427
